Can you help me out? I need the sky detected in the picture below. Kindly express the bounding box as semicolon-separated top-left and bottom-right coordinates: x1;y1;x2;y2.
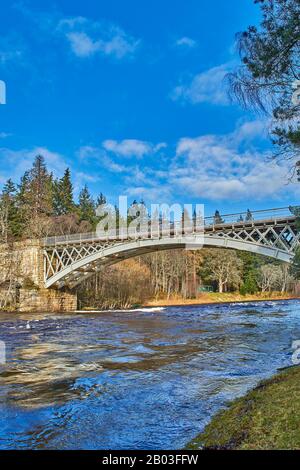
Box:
0;0;299;217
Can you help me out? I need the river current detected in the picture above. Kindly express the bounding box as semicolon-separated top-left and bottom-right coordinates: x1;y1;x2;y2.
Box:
0;299;299;449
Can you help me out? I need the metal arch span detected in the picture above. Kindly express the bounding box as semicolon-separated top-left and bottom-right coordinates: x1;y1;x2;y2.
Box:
44;225;297;289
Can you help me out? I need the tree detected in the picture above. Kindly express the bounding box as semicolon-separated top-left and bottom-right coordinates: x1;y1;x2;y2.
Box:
240;271;258;295
53;168;75;216
245;209;253;221
228;0;300;165
200;249;243;293
277;263;293;292
28;155;53;217
291;246;300;279
228;0;300;163
0;179;19;241
256;264;282;292
78;185;95;226
16;156;53;238
96;192;106;207
213;210;224;225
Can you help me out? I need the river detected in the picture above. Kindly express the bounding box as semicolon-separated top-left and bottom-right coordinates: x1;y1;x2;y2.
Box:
0;299;299;449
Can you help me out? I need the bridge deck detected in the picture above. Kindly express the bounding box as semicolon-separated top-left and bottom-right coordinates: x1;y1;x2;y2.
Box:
43;207;296;247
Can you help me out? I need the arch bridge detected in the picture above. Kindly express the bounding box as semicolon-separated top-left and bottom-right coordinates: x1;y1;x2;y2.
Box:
43;207;300;290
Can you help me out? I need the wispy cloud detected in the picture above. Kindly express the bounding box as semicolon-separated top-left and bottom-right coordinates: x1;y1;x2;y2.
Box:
171;63;232;106
0;34;25;66
1;121;296;205
175;37;197;49
0;132;12;139
0;146;99;196
170;120;295;200
14;4;140;61
58;16;140;59
108;120;299;203
102;139;166;158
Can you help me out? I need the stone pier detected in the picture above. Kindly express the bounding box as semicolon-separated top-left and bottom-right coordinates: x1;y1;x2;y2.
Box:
0;239;77;312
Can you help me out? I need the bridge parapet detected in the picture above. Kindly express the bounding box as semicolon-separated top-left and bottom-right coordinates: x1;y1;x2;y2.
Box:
43;206;296;247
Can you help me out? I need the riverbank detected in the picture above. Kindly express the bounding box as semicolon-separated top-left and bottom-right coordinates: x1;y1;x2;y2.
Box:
187;365;300;450
145;292;298;308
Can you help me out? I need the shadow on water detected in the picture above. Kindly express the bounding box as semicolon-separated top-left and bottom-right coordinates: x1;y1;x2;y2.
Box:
0;299;300;449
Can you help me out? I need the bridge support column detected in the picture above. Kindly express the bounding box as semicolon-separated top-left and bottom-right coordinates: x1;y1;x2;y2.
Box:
0;239;78;312
18;288;77;313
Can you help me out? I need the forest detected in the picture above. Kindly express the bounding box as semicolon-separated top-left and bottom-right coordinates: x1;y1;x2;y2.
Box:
0;155;298;310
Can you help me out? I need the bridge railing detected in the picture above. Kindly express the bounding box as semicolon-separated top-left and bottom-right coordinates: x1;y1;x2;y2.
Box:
204;206;294;227
43;206;296;246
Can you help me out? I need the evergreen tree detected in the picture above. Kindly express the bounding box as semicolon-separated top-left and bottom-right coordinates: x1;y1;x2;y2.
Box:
291;247;300;279
78;185;95;225
213;210;224;225
96;192;106;207
228;0;300;163
16;155;53;237
245;209;253;221
52;168;75;215
0;179;19;240
28;155;53;217
240;271;258;295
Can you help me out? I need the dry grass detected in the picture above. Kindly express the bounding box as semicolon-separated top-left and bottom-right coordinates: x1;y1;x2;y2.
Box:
145;292;297;308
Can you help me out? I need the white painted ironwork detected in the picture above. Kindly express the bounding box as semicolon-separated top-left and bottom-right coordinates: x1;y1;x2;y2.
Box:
42;207;300;289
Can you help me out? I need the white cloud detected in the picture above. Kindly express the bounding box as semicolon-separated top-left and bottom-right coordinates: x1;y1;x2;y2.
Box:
175;37;197;49
77;145;102;160
0;146;99;196
0;34;24;65
232;119;269;143
66;32;101;58
0;146;68;182
14;5;140;61
170;121;295;200
171;63;232;105
126;185;170;201
115;120;300;203
102;139;164;158
0;132;11;139
59;16;140;59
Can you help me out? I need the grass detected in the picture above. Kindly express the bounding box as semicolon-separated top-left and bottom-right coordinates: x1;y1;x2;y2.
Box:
187;366;300;450
146;292;297;308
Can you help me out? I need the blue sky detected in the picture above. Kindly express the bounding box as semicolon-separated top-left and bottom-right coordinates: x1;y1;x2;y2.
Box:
0;0;299;217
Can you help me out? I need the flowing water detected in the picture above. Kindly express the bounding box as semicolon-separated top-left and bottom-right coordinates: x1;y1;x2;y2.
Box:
0;299;300;450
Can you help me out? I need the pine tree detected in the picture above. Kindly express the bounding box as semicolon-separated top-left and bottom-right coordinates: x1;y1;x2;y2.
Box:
52;168;75;215
28;155;53;217
228;0;300;163
213;210;224;225
245;209;253;222
16;155;53;237
0;179;19;241
96;193;106;207
78;185;95;225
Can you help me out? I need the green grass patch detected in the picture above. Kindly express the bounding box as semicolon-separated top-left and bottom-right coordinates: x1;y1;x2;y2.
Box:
187;366;300;450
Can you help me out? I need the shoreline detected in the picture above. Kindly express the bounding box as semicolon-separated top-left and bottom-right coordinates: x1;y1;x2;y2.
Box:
144;293;299;309
187;365;300;450
1;294;298;315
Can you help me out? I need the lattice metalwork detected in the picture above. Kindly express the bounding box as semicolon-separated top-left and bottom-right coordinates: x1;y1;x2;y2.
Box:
43;210;300;289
